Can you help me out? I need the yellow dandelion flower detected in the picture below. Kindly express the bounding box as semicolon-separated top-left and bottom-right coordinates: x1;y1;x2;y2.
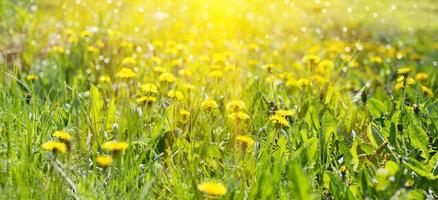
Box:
415;72;429;81
80;30;92;38
201;99;218;111
99;75;111;84
68;35;78;43
136;96;157;104
183;83;196;91
116;67;136;79
228;112;250;122
101;141;128;152
197;181;227;196
406;77;415;85
180;110;191;123
42;141;67;153
87;46;99;54
316;60;334;74
51;46;65;53
275;109;296;117
421;86;433;97
236;135;255;146
141;83;158;94
297;78;311;88
226;100;245;113
52;131;72;141
178;69;193;77
96;156;113;168
285;78;298;88
26;74;38;81
121;56;136;66
167;90;184;101
159;73;176;84
370;56;383;63
302;55;320;64
270;114;289;127
394;82;405;91
397;67;411;76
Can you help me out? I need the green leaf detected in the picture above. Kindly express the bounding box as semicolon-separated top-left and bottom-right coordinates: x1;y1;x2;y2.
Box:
105;97;116;133
409;123;429;159
367;98;386;118
350;137;359;170
89;84;103;135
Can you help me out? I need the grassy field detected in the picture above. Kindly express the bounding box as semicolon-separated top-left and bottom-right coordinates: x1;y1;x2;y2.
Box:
1;0;437;199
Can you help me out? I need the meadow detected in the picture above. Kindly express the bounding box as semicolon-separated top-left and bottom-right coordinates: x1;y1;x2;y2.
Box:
0;0;437;199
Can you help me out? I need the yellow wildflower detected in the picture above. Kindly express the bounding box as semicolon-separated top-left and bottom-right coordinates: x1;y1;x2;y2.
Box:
116;67;136;79
397;67;411;76
167;90;184;101
159;73;176;84
421;86;433;97
236;135;255;146
415;72;429;81
228;112;250;122
275;109;296;117
26;74;38;81
141;83;158;94
42;141;67;153
270;114;289;127
99;75;111;84
101;141;128;152
201;99;218;111
226;100;245;113
96;156;113;168
302;55;320;64
197;181;227;196
180;110;191;123
52;131;72;141
121;56;136;66
136;96;157;104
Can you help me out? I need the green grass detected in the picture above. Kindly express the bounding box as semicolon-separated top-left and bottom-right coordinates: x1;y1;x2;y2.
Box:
1;0;438;199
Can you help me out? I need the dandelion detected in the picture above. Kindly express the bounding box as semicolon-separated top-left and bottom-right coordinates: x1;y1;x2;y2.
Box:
179;110;191;124
80;30;92;38
197;181;227;196
394;82;404;91
99;75;111;84
183;83;196;91
415;72;429;81
178;68;193;77
269;114;289;127
42;141;67;154
167;90;184;101
136;96;157;104
116;67;137;79
201;99;218;111
370;56;383;63
52;131;72;141
101;141;128;153
159;73;176;84
226;100;245;113
26;74;38;81
275;109;296;117
302;55;320;64
421;86;433;97
96;155;113;168
141;83;158;94
228;112;250;122
297;78;311;88
397;67;411;76
236;135;255;146
87;46;99;54
121;57;136;66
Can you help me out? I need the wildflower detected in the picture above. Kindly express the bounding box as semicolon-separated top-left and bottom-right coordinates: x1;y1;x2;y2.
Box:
316;60;334;74
99;75;111;84
178;69;193;77
197;181;227;196
394;82;404;91
52;131;72;141
370;56;383;63
270;114;289;127
236;135;255;146
297;78;311;88
415;72;429;81
26;74;38;81
167;90;184;101
136;96;157;104
180;110;191;124
96;155;113;168
121;57;136;66
116;67;136;79
201;99;218;111
285;78;298;88
275;109;296;117
397;67;411;76
183;83;196;91
228;112;250;122
87;46;99;54
101;141;128;152
68;35;78;43
141;83;158;94
51;46;65;53
421;86;433;97
226;100;245;113
42;141;67;153
159;73;176;84
302;55;320;64
80;30;92;38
